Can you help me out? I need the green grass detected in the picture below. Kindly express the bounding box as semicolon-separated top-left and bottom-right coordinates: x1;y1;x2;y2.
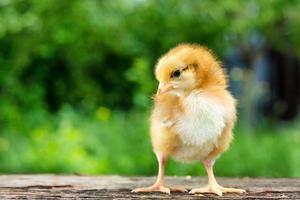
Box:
0;105;299;177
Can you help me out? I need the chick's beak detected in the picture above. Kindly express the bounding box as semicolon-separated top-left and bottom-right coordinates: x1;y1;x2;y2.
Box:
157;82;173;94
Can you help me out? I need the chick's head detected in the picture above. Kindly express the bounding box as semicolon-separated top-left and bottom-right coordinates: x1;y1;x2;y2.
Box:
155;43;227;95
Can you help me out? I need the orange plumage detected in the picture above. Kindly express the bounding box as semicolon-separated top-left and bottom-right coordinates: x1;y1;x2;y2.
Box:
132;44;245;196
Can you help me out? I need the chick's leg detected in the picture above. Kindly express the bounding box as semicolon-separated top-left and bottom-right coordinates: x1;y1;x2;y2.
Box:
189;160;245;196
132;153;186;194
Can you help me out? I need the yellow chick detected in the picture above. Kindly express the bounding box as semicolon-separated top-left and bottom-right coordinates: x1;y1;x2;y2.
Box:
132;44;245;196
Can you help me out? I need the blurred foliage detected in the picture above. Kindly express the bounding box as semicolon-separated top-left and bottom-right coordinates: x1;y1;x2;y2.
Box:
0;106;299;177
0;0;300;176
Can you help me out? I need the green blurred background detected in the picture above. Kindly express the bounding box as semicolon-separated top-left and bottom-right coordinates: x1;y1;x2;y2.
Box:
0;0;299;177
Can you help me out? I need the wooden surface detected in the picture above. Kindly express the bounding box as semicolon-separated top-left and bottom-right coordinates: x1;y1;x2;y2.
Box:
0;175;299;199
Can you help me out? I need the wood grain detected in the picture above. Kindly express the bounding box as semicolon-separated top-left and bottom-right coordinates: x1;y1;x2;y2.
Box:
0;175;299;199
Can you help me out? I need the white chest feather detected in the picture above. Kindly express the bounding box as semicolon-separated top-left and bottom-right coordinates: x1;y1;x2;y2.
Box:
174;92;225;148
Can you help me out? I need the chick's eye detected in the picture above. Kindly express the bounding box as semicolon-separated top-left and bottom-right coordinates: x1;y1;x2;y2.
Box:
171;69;181;78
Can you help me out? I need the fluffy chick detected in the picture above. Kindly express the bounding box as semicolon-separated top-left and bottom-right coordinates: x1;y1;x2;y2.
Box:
132;44;245;196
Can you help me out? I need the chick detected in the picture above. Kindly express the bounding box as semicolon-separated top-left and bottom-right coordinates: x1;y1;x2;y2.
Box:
132;44;245;196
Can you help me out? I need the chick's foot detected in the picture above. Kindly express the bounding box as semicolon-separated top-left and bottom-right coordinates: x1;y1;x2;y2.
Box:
132;185;170;194
132;185;187;195
189;185;246;196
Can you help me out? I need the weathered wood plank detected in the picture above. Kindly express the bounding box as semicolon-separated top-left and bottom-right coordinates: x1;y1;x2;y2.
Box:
0;175;299;199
